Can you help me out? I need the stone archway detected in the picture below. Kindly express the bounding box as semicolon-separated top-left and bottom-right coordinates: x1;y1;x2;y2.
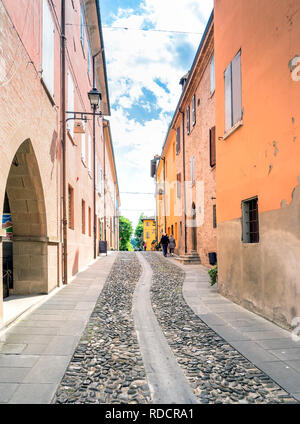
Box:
4;139;48;295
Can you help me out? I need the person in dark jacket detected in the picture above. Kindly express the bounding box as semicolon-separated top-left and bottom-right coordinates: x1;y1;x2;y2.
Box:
160;233;169;257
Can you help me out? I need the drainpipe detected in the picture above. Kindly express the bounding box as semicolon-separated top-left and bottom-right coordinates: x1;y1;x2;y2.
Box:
180;110;187;254
61;0;68;284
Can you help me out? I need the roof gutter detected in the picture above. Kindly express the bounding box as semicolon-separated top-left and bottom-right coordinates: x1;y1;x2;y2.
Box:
84;0;110;116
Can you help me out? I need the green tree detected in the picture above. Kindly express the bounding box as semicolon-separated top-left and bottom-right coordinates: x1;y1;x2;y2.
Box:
119;216;133;251
134;213;144;249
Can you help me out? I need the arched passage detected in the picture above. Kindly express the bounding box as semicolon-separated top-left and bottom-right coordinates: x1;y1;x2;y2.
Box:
3;139;48;296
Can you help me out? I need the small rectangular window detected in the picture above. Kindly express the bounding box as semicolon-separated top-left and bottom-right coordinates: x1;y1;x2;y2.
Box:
190;156;194;184
88;134;92;172
213;205;217;228
177;173;181;198
192;95;196;126
210;52;215;94
80;4;85;51
68;185;74;230
186;106;190;135
67;71;75;138
82;199;85;234
81;127;86;163
87;41;91;79
42;0;55;97
242;197;259;243
210;126;216;167
176;126;181;154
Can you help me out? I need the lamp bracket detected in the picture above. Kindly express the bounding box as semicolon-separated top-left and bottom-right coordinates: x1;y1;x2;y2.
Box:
66;111;102;123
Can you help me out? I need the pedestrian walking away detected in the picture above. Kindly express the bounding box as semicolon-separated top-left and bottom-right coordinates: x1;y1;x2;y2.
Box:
169;234;176;256
160;233;169;257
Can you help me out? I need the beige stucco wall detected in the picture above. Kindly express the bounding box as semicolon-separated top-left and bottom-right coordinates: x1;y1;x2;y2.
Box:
218;179;300;330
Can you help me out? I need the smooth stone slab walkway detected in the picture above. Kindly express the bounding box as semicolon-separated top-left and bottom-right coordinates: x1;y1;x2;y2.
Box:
0;253;117;404
164;254;300;402
133;253;198;404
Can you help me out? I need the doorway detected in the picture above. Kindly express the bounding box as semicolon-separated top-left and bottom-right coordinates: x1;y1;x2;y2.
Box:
3;139;48;296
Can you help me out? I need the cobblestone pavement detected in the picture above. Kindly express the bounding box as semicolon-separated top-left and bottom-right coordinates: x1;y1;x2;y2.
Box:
53;252;151;404
52;251;298;404
143;252;298;404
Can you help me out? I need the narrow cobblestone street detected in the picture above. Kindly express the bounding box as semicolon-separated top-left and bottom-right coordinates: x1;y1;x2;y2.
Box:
51;252;298;404
0;251;299;404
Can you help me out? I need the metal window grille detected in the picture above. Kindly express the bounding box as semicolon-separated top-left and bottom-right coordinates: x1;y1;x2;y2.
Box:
213;205;217;228
242;197;259;243
68;185;74;229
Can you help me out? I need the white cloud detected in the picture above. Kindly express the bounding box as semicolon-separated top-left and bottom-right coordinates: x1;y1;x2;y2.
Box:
102;0;213;229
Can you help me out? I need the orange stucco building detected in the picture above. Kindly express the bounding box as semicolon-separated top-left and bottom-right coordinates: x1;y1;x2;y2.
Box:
214;0;300;329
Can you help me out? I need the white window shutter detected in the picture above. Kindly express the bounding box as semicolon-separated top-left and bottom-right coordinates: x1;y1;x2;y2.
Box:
67;71;74;138
224;62;232;132
42;0;54;97
88;134;92;171
232;50;242;125
210;52;215;94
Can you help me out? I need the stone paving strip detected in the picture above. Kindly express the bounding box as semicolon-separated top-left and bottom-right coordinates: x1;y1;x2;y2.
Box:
53;252;151;404
134;253;198;404
143;252;298;404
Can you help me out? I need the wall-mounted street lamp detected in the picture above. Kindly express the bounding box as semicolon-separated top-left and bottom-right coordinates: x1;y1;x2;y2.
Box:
88;87;102;109
65;86;102;262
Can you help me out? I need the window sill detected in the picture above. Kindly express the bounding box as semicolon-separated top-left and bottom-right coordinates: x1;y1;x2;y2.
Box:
88;170;92;179
81;158;87;167
223;120;243;140
209;89;215;99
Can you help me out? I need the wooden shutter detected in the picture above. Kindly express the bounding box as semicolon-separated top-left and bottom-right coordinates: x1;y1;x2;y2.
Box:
224;62;232;132
186;110;188;134
232;50;242;125
210;126;216;167
176;127;181;154
192;95;196;126
177;173;181;198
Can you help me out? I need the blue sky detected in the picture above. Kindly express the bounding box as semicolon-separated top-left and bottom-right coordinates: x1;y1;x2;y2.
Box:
99;0;213;228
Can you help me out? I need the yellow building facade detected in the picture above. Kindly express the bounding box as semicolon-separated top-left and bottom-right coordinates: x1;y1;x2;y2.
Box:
142;218;156;251
155;129;179;249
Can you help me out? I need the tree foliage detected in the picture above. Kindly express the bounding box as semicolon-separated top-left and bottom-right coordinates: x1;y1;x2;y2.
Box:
119;216;133;251
134;213;144;248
